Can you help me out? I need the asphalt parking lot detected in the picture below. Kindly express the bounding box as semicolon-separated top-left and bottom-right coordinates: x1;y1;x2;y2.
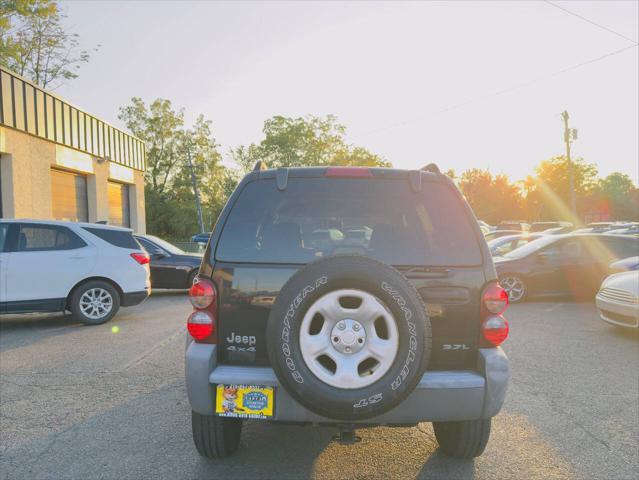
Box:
1;293;638;480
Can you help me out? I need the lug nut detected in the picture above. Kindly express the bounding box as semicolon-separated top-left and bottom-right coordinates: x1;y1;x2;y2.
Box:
353;324;360;331
338;322;345;330
345;347;351;353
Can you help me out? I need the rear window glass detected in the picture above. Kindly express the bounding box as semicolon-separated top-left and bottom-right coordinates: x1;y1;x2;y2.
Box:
83;227;139;249
215;178;482;266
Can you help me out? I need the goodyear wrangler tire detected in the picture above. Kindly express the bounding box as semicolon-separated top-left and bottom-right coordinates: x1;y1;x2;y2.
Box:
266;255;431;420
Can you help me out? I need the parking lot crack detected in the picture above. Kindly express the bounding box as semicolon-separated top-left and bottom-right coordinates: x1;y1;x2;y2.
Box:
118;326;186;372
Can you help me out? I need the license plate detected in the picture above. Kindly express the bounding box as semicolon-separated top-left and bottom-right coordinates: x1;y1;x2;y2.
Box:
215;384;274;419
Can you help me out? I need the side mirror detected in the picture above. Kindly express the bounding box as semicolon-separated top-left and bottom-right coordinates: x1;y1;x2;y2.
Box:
150;249;166;259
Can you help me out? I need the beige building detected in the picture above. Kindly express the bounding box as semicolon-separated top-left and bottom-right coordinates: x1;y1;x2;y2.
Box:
0;66;146;232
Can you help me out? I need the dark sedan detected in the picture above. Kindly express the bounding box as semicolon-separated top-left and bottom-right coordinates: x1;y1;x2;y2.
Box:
494;234;639;303
134;234;202;289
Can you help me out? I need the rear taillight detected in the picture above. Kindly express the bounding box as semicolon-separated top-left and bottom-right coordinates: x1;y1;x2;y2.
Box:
480;282;509;347
482;282;508;315
188;278;217;342
187;311;215;341
189;278;216;309
482;316;509;347
325;167;373;178
130;252;150;265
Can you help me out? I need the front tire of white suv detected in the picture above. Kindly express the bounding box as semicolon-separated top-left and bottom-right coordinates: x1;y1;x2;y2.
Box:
192;411;242;458
69;280;121;325
433;418;491;458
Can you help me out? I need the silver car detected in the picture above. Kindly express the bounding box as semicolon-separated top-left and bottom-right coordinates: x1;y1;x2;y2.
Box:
596;271;639;328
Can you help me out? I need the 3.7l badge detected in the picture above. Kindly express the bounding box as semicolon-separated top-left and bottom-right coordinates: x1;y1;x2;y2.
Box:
442;344;470;351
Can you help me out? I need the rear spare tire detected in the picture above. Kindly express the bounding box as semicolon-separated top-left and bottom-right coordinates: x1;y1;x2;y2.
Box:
266;255;431;420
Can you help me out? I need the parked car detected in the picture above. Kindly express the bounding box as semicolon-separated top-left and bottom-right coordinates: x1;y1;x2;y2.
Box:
134;234;202;289
498;221;529;232
191;232;211;244
477;220;492;234
607;224;639;235
609;256;639;273
529;221;573;233
185;165;510;460
573;222;615;234
0;220;150;324
587;222;615;229
487;233;544;256
484;230;522;242
541;226;575;235
494;234;639;303
596;271;639;328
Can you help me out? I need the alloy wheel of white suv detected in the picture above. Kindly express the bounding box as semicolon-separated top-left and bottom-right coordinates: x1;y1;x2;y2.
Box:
70;280;121;325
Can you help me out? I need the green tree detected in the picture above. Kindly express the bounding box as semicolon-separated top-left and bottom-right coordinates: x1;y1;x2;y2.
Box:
524;156;599;221
232;115;390;172
599;172;639;221
458;169;524;224
0;0;96;88
119;98;235;239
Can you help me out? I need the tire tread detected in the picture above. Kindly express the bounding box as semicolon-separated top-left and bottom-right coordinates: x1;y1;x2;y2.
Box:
192;411;242;459
433;418;491;458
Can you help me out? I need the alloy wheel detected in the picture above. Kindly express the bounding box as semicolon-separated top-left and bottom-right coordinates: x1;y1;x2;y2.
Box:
79;288;114;320
500;276;525;303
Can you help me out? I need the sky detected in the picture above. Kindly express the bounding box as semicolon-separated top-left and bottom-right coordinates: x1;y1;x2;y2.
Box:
56;1;639;183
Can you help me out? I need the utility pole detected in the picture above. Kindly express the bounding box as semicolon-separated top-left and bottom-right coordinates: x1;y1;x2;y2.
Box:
185;141;205;234
561;110;577;216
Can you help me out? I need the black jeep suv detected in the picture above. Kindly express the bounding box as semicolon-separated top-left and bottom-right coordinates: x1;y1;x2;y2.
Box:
185;165;510;459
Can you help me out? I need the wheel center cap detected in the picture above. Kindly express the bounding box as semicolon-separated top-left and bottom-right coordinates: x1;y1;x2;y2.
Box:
341;331;356;345
331;319;366;355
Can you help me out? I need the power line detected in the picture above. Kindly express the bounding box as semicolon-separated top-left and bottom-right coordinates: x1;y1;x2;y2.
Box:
544;0;638;45
351;43;638;139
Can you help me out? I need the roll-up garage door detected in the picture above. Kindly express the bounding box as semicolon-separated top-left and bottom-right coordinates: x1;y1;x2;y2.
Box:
108;181;130;227
51;169;88;222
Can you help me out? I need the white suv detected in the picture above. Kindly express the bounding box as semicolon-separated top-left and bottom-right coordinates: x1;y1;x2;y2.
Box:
0;219;150;325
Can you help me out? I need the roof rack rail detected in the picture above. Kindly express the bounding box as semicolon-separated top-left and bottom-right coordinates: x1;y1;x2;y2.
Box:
421;163;441;174
253;160;268;171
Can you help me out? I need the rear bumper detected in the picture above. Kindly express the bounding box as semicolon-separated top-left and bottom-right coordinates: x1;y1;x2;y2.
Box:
121;289;150;307
185;345;510;423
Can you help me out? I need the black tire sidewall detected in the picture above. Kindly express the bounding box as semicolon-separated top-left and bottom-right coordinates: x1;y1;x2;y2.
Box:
71;281;121;325
267;255;431;420
187;270;198;289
